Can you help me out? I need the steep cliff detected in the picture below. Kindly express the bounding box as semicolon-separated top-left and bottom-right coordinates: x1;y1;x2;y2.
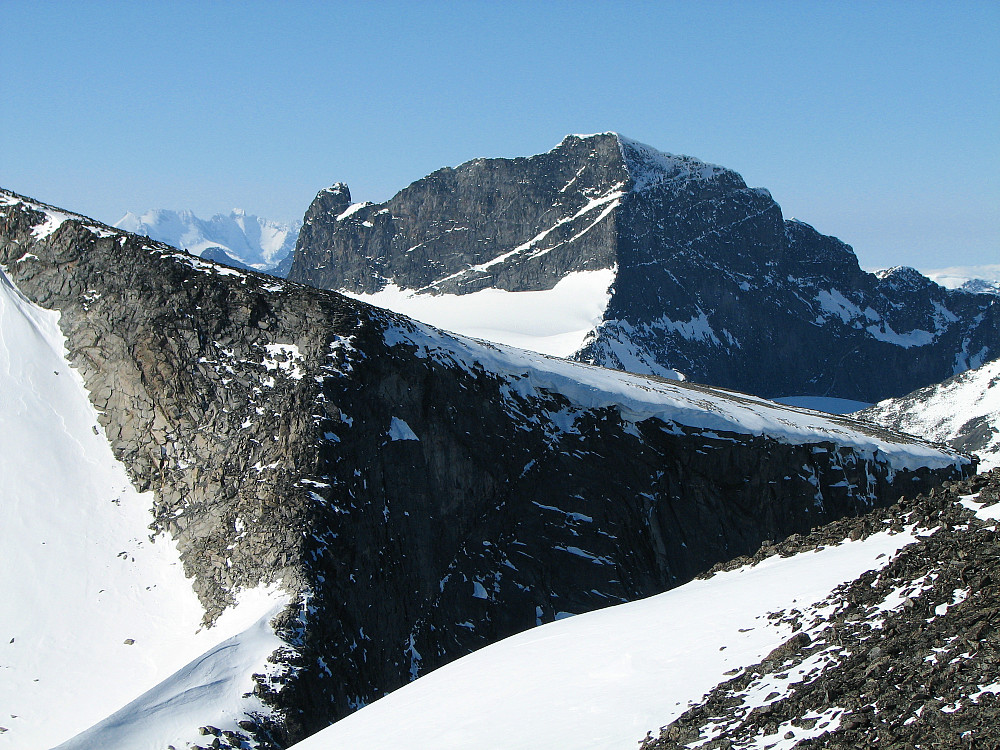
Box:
289;133;1000;403
0;188;972;748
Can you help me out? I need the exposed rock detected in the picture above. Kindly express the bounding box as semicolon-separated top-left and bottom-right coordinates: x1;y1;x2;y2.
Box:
289;133;1000;403
641;469;1000;750
0;188;973;746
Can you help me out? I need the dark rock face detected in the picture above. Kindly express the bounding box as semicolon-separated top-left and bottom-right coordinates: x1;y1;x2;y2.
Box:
0;189;973;746
289;138;626;295
641;469;1000;750
289;133;1000;403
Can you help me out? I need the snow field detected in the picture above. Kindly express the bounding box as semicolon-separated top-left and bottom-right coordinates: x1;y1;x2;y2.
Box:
343;268;616;358
289;528;919;750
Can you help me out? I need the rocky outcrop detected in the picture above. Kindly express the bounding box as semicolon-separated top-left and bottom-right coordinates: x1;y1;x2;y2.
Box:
641;468;1000;750
0;189;974;747
289;133;1000;403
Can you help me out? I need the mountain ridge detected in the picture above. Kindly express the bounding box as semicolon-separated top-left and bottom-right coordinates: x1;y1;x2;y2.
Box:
0;186;972;748
289;133;1000;403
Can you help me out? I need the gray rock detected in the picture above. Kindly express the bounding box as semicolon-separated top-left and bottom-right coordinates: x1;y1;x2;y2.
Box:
0;188;973;747
289;133;1000;404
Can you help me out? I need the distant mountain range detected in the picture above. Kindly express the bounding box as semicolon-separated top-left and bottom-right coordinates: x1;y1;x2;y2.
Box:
288;133;1000;404
921;264;1000;296
115;208;300;275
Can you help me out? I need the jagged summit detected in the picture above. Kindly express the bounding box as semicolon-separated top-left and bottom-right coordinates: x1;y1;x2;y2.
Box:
289;137;1000;403
615;134;736;192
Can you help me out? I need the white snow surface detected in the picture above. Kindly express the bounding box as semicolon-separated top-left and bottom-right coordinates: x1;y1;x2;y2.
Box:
115;207;300;270
864;357;1000;471
616;134;729;192
290;527;918;750
54;592;288;750
921;264;1000;293
343;269;616;357
0;268;286;749
383;315;966;472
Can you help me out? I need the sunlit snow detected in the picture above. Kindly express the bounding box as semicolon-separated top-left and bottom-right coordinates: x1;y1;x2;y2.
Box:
343;268;616;357
290;529;918;750
0;268;285;749
865;358;1000;471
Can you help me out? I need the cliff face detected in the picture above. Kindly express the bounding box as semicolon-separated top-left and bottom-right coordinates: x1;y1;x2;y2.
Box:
0;189;973;747
289;136;626;295
289;133;1000;403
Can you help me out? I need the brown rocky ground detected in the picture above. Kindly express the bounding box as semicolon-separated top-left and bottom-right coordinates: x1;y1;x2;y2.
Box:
642;468;1000;750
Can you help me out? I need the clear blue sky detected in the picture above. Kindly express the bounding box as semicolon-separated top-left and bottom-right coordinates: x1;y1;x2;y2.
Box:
2;1;997;270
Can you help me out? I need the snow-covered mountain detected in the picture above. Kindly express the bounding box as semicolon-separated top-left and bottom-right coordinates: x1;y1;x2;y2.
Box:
115;207;300;274
0;188;972;748
289;469;1000;750
289;134;1000;404
921;264;1000;296
861;357;1000;471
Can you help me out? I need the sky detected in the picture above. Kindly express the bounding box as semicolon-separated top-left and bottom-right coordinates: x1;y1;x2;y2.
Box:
1;1;997;271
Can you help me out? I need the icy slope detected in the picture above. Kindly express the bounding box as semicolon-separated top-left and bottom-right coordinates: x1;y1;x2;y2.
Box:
0;268;285;749
115;208;299;271
342;269;615;357
861;357;1000;471
289;517;918;750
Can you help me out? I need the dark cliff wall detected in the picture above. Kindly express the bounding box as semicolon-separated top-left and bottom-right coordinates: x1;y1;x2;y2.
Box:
0;190;972;745
289;134;626;294
586;187;1000;401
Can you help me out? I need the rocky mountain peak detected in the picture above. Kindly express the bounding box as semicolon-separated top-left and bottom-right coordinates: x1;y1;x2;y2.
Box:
289;136;1000;404
616;134;740;192
305;182;353;221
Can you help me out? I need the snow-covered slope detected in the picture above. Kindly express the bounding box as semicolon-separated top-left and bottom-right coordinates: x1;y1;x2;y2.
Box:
861;357;1000;471
283;500;944;749
290;471;1000;750
115;208;299;272
384;314;963;472
0;267;286;749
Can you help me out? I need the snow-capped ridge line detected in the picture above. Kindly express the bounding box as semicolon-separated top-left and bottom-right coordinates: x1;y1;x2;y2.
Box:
615;133;733;192
379;310;968;472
